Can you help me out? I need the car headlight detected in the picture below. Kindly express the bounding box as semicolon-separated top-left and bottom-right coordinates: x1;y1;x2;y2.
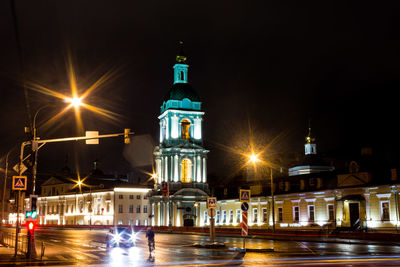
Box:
113;234;121;243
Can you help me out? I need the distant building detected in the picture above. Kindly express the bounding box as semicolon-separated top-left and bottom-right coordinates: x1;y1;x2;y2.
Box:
150;43;209;227
8;175;152;226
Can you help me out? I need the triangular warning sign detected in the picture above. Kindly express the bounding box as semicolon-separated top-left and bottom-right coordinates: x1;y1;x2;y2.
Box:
15;179;24;187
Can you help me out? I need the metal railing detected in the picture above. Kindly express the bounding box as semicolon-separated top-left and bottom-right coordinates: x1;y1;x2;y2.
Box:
0;230;28;254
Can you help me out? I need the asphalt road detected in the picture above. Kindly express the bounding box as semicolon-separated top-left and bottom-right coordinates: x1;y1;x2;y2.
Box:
1;227;400;266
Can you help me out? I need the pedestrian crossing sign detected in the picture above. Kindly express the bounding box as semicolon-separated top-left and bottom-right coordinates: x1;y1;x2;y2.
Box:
239;189;251;202
12;176;27;191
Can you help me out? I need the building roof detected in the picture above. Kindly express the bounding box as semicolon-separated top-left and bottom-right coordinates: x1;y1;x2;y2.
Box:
163;83;200;102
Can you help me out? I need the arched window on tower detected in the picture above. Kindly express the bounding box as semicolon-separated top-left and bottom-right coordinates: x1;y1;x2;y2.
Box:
181;119;190;139
181;159;192;183
180;71;184;81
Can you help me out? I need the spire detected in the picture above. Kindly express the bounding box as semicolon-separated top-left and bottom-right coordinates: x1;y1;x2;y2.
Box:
176;41;187;63
304;120;317;155
173;41;189;84
305;120;315;144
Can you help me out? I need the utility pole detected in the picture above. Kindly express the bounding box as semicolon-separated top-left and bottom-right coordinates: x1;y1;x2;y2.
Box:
271;168;275;233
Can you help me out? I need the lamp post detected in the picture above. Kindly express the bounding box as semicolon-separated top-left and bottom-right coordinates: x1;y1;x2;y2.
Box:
247;152;275;232
1;149;13;227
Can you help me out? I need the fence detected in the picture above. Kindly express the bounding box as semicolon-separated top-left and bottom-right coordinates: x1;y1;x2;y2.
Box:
0;230;28;255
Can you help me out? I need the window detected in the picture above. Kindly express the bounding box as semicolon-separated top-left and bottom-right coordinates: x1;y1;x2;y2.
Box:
118;205;123;213
253;208;258;223
381;201;390;221
229;210;233;223
136;205;141;213
106;203;110;213
293;206;299;222
136;219;140;226
308;205;315;222
181;159;192;183
119;195;123;199
129;205;134;213
144;219;148;226
180;71;184;80
222;210;227;224
262;208;267;222
143;205;148;213
236;210;241;223
181;120;190;139
118;220;123;225
137;195;141;200
204;211;208;223
278;207;283;222
71;205;74;213
216;210;220;224
144;195;148;199
66;205;69;213
328;204;334;221
129;195;134;199
79;201;83;213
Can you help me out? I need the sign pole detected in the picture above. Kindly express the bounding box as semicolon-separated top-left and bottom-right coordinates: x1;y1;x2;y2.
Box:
14;190;20;257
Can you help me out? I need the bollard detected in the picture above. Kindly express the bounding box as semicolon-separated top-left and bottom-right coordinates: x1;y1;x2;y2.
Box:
40;242;45;260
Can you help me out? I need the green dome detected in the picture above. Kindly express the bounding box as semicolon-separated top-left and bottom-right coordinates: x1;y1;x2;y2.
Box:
164;83;200;102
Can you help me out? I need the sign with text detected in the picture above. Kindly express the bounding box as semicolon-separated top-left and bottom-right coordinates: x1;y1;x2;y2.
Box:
239;189;251;202
12;176;27;190
207;197;217;209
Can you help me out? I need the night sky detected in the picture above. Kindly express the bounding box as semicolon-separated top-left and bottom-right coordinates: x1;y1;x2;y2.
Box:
1;1;399;179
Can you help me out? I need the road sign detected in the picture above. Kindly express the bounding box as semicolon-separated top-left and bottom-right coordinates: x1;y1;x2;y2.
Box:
240;189;251;202
241;202;249;212
207;208;216;217
12;176;27;190
85;131;99;144
13;163;27;175
207;197;217;209
241;211;248;236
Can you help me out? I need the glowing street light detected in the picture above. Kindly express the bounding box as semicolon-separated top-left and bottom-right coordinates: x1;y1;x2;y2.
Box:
249;153;260;164
66;96;83;108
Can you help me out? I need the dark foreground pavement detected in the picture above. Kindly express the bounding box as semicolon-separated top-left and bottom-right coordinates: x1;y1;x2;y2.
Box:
1;228;400;266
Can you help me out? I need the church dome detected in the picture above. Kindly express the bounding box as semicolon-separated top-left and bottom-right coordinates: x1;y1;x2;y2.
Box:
164;83;200;102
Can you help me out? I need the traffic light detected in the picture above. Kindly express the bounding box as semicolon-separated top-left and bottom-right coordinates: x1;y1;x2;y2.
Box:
27;221;35;231
30;195;38;212
124;128;131;144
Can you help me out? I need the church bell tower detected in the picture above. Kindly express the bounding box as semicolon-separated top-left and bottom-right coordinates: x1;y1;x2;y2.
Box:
151;42;209;227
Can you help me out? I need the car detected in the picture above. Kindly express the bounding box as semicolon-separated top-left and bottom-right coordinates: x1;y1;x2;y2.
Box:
106;227;136;248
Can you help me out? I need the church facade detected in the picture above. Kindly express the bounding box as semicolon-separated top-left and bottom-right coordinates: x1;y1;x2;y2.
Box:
150;44;210;227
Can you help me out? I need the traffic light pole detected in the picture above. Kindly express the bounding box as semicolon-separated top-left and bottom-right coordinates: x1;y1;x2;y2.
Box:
15;130;133;259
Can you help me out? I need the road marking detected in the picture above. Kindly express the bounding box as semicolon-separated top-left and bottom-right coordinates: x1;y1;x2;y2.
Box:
297;241;317;255
56;255;68;261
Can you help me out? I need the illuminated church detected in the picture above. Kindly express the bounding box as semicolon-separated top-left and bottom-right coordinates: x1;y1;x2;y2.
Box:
150;43;209;227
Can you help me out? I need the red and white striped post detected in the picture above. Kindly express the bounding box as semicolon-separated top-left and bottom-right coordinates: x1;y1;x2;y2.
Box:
241;211;248;249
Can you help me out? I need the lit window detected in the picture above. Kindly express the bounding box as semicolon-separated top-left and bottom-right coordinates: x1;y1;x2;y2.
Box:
262;208;267;222
308;205;315;222
253;208;258;223
381;201;390;221
328;204;334;221
293;206;299;222
181;120;190;139
236;210;241;223
278;207;283;222
181;159;192;183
